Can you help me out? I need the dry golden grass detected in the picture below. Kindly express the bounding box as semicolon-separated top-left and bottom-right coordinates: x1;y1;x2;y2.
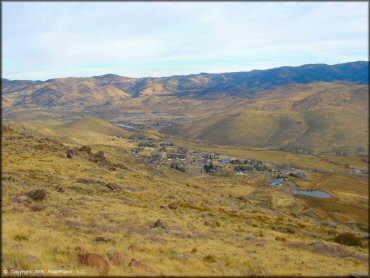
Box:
2;123;368;276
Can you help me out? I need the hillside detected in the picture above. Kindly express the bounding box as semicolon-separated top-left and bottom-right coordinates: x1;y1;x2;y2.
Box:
2;122;368;276
162;83;369;154
7;118;133;146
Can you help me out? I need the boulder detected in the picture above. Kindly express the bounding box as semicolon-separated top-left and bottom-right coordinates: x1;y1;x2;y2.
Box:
75;247;110;275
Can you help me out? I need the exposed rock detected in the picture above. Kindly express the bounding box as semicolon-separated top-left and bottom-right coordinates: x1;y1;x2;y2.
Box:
27;189;47;201
128;259;154;273
168;203;177;209
170;162;186;172
114;162;127;169
88;151;116;170
104;183;121;192
245;234;256;241
66;150;74;159
79;146;92;154
90;151;105;163
151;219;168;229
75;246;110;275
289;171;307;179
55;185;65;193
106;249;125;265
13;195;32;204
26;203;45;211
323;220;338;228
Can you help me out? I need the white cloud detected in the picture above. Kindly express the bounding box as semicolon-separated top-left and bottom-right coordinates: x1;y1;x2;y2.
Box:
3;2;368;80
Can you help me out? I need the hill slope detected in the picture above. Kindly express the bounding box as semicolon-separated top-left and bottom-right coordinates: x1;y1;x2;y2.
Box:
162;83;368;154
2;123;368;276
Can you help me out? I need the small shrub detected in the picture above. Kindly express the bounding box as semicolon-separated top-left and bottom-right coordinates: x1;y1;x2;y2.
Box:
203;255;216;263
27;189;47;201
14;233;29;242
334;232;362;247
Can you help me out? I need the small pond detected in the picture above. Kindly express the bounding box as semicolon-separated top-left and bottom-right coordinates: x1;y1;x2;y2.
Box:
291;189;331;199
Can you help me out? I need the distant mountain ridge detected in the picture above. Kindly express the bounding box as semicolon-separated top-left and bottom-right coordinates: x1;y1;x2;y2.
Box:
2;61;368;108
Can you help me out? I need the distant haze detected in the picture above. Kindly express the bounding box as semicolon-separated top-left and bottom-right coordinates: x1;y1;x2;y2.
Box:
3;2;368;80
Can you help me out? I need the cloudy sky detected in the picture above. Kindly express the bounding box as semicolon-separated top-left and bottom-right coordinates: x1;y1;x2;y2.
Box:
3;1;368;80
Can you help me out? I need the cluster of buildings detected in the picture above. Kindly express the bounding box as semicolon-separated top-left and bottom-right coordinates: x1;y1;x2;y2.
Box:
127;135;277;176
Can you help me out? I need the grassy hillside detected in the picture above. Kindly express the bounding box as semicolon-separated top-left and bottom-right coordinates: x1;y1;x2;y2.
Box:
2;123;368;276
8;118;134;146
162;83;368;154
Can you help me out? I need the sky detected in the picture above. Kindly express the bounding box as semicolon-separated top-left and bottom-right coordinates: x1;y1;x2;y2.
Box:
2;1;369;80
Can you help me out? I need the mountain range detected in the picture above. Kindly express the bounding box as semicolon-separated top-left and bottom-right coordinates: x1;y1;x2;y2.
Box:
2;61;369;154
2;61;368;108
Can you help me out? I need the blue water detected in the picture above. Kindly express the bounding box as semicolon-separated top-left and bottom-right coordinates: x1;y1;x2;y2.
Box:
271;181;282;186
292;189;331;199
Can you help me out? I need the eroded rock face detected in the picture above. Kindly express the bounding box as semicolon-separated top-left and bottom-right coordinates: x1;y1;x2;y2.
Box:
27;189;47;201
75;246;110;275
